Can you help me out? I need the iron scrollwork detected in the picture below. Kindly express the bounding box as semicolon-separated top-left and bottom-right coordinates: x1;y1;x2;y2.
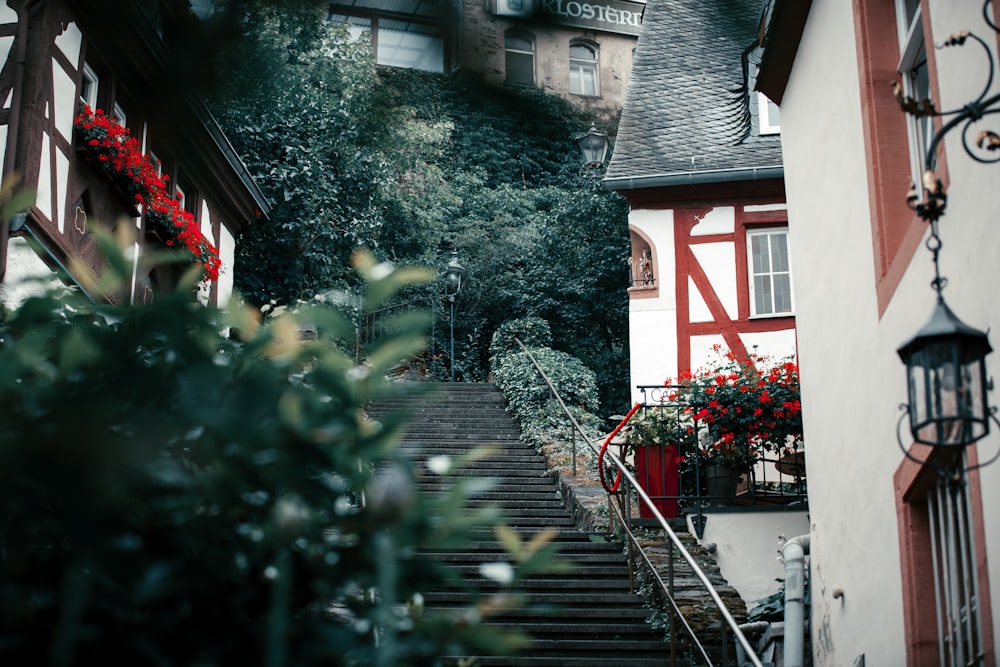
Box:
896;0;1000;224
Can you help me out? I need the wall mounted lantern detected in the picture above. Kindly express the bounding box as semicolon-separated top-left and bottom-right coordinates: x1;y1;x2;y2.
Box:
895;0;1000;475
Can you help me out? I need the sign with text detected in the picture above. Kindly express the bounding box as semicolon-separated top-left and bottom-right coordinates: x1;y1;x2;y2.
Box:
539;0;644;36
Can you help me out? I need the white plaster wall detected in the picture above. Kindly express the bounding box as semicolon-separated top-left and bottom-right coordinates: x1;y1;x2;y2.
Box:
217;223;236;308
0;237;62;309
779;0;1000;664
690;242;737;319
629;208;678;402
692;510;810;610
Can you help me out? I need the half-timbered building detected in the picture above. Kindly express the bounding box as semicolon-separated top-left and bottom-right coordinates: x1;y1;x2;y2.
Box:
0;0;269;308
603;0;806;616
604;0;793;397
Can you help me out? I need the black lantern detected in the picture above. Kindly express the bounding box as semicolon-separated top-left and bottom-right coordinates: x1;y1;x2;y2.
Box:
897;297;993;448
445;250;466;299
576;123;608;168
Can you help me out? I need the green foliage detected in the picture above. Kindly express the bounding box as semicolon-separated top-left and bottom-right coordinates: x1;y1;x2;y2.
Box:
0;234;548;666
489;316;552;363
490;324;604;448
623;405;696;449
207;11;632;414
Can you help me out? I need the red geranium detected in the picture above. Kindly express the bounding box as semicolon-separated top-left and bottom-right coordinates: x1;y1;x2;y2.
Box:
671;347;803;470
73;105;221;282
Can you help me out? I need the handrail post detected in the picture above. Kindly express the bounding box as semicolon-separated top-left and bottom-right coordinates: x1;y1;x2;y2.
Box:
668;532;677;667
571;421;577;476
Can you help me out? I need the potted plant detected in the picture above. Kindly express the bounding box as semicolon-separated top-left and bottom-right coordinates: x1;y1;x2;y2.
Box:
623;405;695;518
676;347;803;504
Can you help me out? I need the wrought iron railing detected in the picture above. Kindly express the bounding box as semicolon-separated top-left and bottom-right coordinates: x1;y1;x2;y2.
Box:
633;385;807;538
513;338;765;667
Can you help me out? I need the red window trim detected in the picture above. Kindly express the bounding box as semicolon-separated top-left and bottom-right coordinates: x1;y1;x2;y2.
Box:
894;444;995;666
852;0;946;318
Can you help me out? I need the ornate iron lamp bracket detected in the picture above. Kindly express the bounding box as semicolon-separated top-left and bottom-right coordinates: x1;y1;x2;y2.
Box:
897;2;1000;223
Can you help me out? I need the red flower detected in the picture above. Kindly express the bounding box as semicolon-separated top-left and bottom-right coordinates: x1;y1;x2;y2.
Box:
74;106;221;282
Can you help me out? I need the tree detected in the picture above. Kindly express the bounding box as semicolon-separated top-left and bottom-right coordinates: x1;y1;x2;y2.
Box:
206;8;632;415
0;234;551;665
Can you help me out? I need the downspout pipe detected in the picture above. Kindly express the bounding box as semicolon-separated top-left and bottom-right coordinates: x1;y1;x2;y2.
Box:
782;534;811;667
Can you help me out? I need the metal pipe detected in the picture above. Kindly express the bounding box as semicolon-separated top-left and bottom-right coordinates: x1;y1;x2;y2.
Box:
448;297;455;382
782;534;811;667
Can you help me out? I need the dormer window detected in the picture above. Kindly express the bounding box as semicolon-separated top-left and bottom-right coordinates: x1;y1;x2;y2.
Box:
758;92;780;135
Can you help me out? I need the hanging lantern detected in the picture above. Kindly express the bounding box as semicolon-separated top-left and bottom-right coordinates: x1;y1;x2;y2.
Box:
897;298;992;448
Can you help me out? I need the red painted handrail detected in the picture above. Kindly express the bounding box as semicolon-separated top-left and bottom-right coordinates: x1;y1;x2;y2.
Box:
598;402;642;493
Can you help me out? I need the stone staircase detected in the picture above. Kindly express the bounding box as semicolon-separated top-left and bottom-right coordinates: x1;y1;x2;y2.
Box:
371;382;670;667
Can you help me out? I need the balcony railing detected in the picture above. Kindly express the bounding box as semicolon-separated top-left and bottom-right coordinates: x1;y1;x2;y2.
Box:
633;385;807;536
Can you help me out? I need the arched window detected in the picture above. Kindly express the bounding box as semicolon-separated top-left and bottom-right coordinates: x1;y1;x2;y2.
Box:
569;41;599;96
505;32;535;87
628;229;657;298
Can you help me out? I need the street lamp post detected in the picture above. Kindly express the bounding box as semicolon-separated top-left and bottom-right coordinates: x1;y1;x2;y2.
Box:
444;250;467;382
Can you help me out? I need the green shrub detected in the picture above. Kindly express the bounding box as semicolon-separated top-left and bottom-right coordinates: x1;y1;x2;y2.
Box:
488;316;552;365
0;240;542;666
491;335;603;448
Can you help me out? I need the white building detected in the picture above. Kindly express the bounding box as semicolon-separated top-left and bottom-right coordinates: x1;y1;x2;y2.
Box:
759;0;1000;664
604;0;806;618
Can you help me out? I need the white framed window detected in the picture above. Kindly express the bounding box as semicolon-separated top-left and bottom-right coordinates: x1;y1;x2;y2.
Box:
747;227;793;317
148;151;162;176
758;92;780;135
80;62;98;108
112;101;126;128
175;184;186;210
505;33;535;87
569;42;599;97
896;0;932;190
327;14;444;73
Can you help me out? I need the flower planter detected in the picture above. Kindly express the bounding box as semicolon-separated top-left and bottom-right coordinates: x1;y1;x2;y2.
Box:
705;463;742;505
634;444;679;519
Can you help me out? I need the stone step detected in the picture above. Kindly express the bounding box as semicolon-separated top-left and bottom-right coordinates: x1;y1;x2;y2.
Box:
369;381;745;666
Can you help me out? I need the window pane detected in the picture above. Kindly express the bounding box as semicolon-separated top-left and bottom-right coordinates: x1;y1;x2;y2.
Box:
773;274;792;313
770;232;789;272
570;44;595;60
506;51;533;86
570;63;598;95
751;235;770;273
505;36;532;51
766;98;780;126
377;21;443;73
754;275;772;315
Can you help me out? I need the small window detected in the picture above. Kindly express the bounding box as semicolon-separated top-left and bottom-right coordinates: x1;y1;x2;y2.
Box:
758;92;780;135
896;0;932;190
747;228;793;317
505;33;535;87
80;63;98;108
113;102;126;128
569;42;599;97
148;151;163;176
175;184;186;210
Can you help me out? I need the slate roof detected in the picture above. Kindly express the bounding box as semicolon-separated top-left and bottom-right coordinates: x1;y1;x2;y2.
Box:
604;0;783;190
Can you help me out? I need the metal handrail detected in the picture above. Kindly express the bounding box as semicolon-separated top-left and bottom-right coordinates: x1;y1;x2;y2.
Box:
512;338;763;667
